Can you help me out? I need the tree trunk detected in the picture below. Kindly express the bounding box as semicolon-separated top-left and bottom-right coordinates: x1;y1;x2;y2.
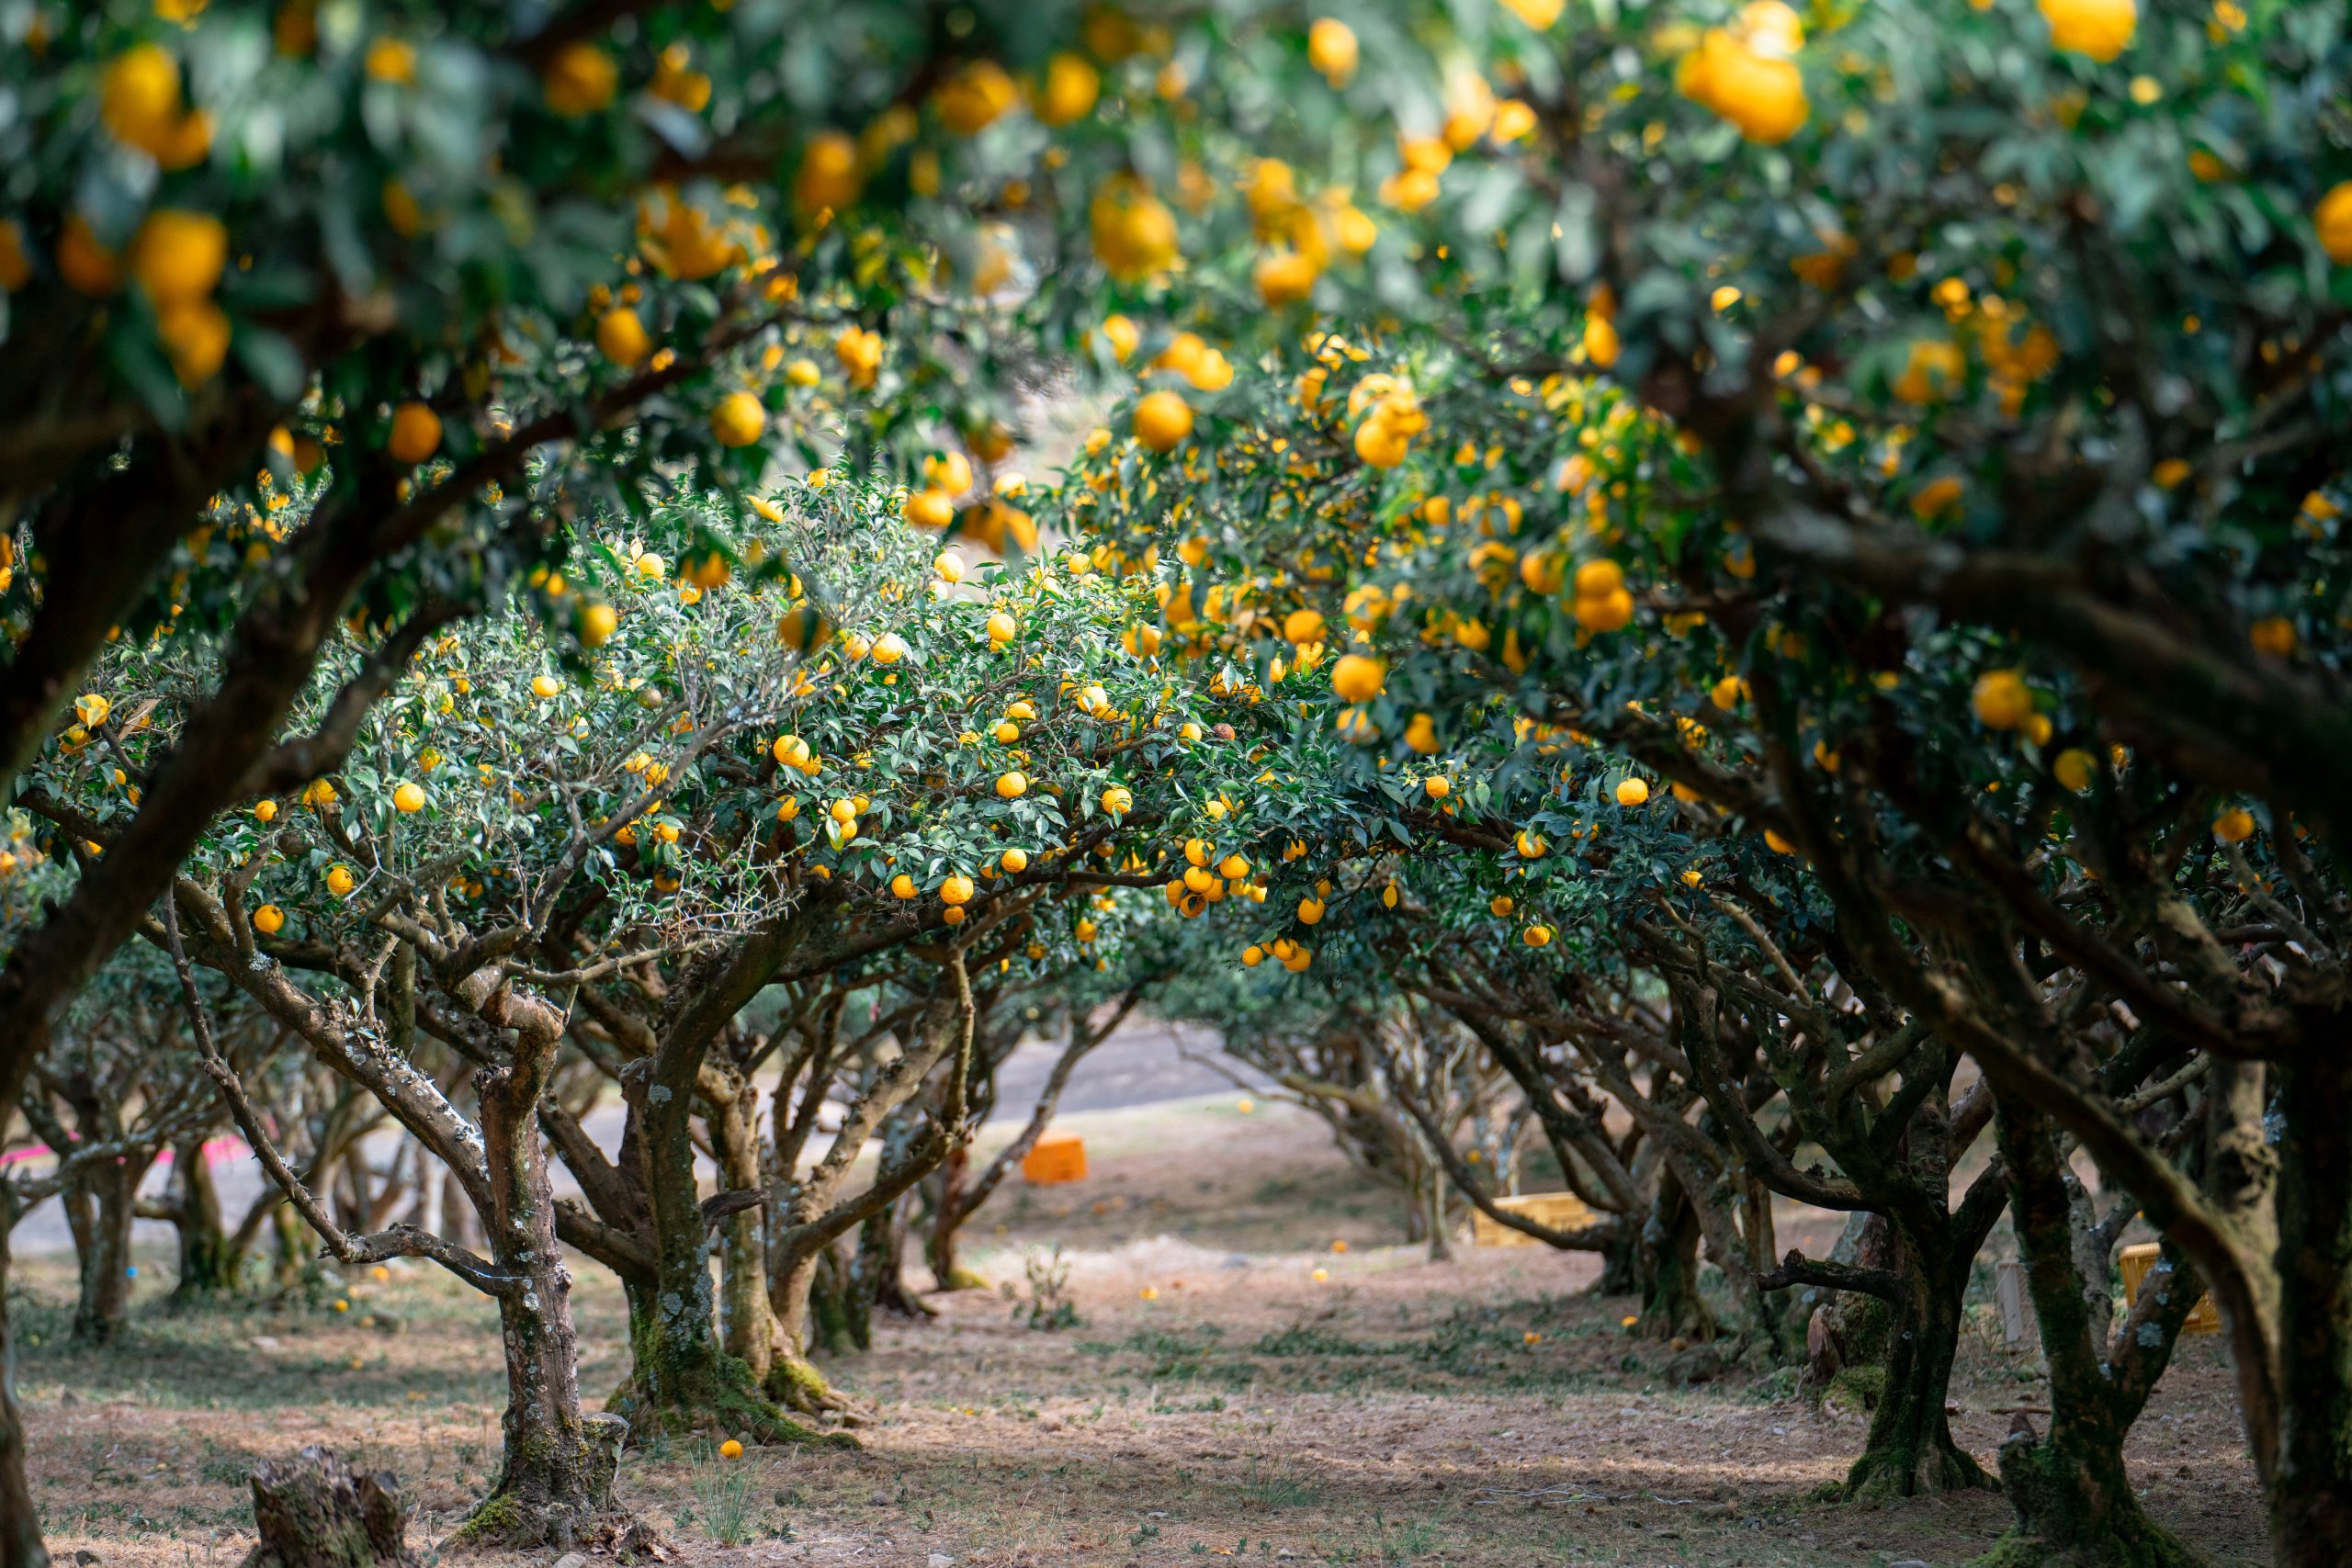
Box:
1637;1179;1716;1340
1985;1090;2198;1566
171;1137;238;1303
0;1221;50;1568
71;1156;144;1345
710;1085;776;1383
271;1201;310;1290
1595;1216;1640;1296
447;1055;626;1548
767;1242;856;1415
608;1072;831;1446
1423;1156;1454;1262
1842;1225;1993;1500
2260;1054;2352;1566
925;1145;985;1292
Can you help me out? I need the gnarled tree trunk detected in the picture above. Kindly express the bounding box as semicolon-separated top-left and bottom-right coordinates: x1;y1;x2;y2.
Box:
1841;1224;1992;1501
169;1136;238;1303
71;1155;148;1345
1983;1089;2199;1567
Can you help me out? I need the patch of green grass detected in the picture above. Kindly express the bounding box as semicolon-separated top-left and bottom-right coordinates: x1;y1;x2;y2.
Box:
1250;1325;1384;1358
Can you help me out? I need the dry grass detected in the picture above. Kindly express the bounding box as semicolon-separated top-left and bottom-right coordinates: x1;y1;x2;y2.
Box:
13;1095;2266;1566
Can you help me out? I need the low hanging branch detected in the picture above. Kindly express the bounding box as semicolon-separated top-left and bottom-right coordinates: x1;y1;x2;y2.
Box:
157;895;519;1296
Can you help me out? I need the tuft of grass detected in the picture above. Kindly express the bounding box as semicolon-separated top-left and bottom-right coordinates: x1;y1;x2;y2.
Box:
683;1437;759;1545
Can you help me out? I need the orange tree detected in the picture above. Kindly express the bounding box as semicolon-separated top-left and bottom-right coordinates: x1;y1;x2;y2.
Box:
32;469;1282;1540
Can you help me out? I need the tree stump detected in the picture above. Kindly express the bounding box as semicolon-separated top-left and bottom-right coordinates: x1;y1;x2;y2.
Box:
242;1447;413;1568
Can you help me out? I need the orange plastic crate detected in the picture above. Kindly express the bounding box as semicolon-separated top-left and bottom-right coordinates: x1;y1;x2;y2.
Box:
1022;1130;1087;1185
2119;1242;2221;1337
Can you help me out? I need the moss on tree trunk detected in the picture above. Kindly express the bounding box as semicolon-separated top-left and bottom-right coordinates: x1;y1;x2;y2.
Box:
170;1138;239;1305
1984;1089;2198;1566
1841;1235;1991;1500
1636;1179;1717;1341
450;1046;637;1548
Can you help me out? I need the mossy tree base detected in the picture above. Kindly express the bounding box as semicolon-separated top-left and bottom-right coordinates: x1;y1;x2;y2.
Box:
1976;1431;2201;1568
442;1415;639;1553
1843;1431;1996;1503
764;1354;870;1430
606;1352;854;1450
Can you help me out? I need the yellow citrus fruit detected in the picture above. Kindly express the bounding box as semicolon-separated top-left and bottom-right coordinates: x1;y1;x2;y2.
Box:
718;1438;744;1460
579;603;618;647
388;401;442;464
1330;653;1385;703
543;42;617;116
597;307;650;366
1133;389;1194;453
1101;784;1133;816
1972;670;2032;729
325;864;355;897
2212;807;2256;844
904;488;955;530
1307;18;1359;85
996;772;1028;799
1034;53;1101;126
252;904;286;934
940;874;976;905
2249;616;2296;658
2320;182;2352;265
794;131;862;214
711;391;766;448
1001;847;1029;874
1255;250;1320;308
392;782;426;813
1614;777;1650;807
2040;0;2136;62
129;209;227;305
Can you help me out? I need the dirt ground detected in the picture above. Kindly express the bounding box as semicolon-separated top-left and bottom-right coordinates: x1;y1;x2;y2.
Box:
12;1094;2268;1566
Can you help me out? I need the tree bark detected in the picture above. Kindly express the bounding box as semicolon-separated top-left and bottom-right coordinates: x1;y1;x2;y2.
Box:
0;1221;48;1568
926;1145;981;1292
170;1137;238;1303
605;1066;831;1447
447;1037;626;1548
242;1446;413;1568
71;1155;148;1345
1989;1092;2199;1567
2266;1053;2352;1564
1636;1178;1716;1341
1841;1225;1992;1500
709;1077;776;1383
